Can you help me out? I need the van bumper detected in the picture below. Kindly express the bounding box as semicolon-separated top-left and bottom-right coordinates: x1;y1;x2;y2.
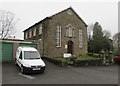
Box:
23;66;45;74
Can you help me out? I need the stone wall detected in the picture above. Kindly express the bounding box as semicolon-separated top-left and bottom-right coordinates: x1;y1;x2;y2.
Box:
45;8;88;57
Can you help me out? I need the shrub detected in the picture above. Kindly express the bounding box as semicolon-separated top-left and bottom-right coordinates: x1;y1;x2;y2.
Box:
54;57;67;62
87;53;101;58
44;57;67;67
76;54;95;61
66;58;74;65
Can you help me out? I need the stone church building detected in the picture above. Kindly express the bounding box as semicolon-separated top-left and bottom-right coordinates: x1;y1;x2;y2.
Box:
23;7;88;58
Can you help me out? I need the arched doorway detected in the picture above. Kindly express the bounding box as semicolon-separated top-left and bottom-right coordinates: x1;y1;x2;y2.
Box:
67;40;73;54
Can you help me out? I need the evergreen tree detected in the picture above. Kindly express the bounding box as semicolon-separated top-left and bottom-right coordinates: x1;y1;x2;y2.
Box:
92;22;104;53
88;22;113;53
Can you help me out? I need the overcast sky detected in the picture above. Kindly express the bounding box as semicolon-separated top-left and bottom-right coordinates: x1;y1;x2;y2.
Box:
0;0;118;39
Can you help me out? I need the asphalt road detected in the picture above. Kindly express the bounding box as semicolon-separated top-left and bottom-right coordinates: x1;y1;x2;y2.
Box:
2;60;118;84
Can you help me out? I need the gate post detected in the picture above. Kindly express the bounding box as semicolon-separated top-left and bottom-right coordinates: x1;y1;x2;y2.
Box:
108;50;114;64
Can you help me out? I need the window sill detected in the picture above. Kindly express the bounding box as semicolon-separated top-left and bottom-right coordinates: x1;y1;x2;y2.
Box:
56;46;61;48
64;36;75;38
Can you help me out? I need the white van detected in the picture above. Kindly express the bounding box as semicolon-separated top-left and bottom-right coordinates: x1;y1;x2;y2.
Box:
15;46;45;74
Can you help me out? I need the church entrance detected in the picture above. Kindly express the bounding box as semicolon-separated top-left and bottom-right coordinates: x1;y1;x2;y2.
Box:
67;40;73;54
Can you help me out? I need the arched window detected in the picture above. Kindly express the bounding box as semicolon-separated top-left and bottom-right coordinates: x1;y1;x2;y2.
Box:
66;24;74;37
33;28;36;36
25;32;28;39
56;25;61;47
68;26;72;37
29;30;32;38
79;28;83;48
39;24;42;35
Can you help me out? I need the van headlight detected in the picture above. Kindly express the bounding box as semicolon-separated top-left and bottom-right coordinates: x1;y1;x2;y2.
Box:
23;64;31;67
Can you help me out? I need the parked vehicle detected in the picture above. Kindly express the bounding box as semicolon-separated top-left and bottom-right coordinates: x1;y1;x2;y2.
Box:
117;56;120;61
117;55;120;65
15;46;45;74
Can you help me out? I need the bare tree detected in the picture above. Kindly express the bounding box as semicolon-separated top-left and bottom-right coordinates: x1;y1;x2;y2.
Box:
0;9;18;39
87;23;94;39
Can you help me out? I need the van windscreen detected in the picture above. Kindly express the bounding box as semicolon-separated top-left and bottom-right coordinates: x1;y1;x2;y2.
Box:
24;51;40;59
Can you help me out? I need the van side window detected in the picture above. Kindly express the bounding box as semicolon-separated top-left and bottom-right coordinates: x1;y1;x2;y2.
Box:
19;51;22;59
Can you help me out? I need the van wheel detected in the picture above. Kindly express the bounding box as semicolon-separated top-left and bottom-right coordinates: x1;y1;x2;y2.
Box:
21;66;25;74
40;67;45;73
15;60;18;66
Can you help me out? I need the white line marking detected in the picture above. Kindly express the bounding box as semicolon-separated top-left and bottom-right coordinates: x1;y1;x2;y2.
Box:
18;73;35;79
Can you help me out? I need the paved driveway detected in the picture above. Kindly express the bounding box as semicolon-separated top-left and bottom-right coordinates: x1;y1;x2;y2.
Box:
2;60;118;84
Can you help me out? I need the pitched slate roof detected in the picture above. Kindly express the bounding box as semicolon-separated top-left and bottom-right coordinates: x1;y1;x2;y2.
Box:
23;7;87;32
